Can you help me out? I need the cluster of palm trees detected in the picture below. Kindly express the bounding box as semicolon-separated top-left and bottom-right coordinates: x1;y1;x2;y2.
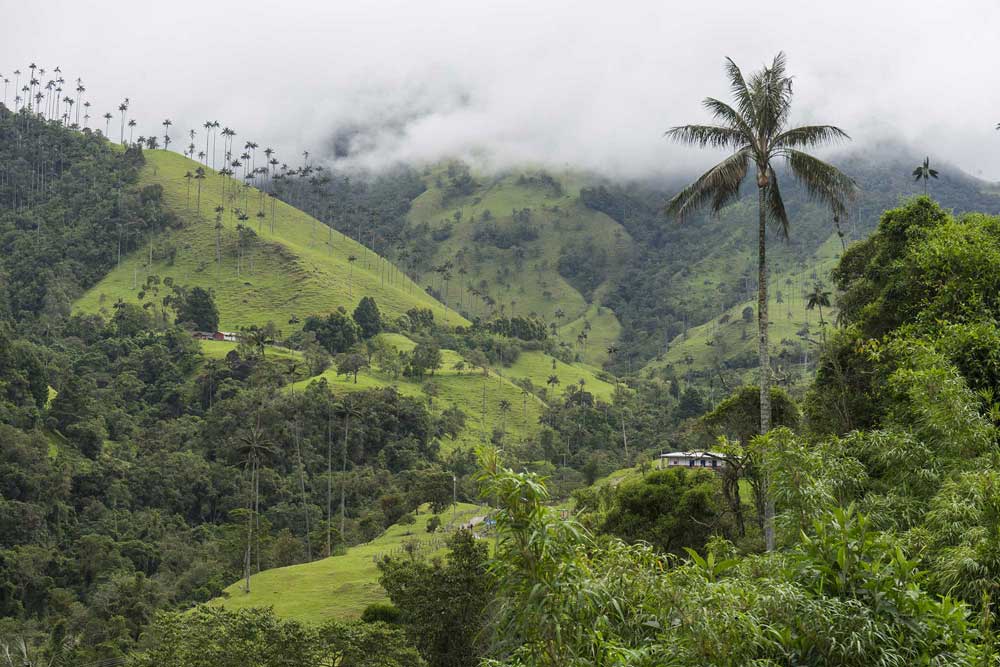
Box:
1;64;92;130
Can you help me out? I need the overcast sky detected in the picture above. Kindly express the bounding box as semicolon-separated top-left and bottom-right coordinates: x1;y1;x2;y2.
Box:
3;0;1000;179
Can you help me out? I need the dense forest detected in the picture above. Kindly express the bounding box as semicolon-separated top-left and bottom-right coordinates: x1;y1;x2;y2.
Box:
4;49;1000;667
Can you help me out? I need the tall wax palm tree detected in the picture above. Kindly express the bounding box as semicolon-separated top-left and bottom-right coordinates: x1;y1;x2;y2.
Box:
103;112;112;137
210;120;220;168
236;417;276;592
203;121;212;164
194;167;206;213
127;118;136;144
665;53;854;551
805;283;831;342
336;398;362;543
118;99;129;144
912;156;938;195
498;399;512;438
27;63;36;106
162;119;172;151
184;171;194;209
214;206;225;264
264;147;274;178
75;80;84;126
347;254;358;298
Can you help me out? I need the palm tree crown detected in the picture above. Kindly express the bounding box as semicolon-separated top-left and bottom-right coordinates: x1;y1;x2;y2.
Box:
666;53;854;232
912;156;939;195
805;285;831;312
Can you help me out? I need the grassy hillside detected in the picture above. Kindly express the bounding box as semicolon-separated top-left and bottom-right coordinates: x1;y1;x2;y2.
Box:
209;503;485;622
75;150;464;331
506;351;616;402
643;233;844;394
407;165;629;366
289;333;549;452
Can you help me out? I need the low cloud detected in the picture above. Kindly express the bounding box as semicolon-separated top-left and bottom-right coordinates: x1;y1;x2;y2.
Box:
4;0;1000;180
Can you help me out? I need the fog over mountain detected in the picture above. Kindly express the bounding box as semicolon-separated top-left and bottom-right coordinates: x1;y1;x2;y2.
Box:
4;0;1000;179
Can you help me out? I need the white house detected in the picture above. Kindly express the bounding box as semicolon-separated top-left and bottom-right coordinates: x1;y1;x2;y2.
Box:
659;451;725;472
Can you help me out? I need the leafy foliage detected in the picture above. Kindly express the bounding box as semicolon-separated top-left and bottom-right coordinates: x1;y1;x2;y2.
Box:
378;530;493;667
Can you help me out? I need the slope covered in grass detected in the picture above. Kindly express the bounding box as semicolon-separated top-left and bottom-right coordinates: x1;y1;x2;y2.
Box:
407;165;628;366
506;351;616;402
75;150;463;331
643;233;844;391
209;503;485;622
289;333;548;452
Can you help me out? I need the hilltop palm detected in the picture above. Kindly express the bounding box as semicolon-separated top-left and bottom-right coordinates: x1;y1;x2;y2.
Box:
912;156;939;195
665;52;855;551
184;171;193;209
162;119;172;151
193;167;206;214
118;99;129;144
203;121;213;164
347;254;358;298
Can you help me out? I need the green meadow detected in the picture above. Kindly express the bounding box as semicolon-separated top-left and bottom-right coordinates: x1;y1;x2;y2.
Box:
75;150;464;331
209;503;486;622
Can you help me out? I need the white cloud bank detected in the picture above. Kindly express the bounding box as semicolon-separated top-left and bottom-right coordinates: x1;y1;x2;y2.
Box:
3;0;1000;179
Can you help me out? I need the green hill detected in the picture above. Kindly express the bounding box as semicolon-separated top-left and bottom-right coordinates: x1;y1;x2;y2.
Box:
643;234;844;395
202;332;578;453
289;332;549;453
75;150;464;331
406;165;630;366
506;350;617;402
209;503;486;622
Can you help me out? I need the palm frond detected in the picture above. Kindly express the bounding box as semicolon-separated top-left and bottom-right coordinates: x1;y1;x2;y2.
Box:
785;150;856;218
773;125;850;150
751;51;793;139
723;57;755;126
665;150;750;222
664;124;746;150
702;97;757;147
929;169;939;178
766;166;790;239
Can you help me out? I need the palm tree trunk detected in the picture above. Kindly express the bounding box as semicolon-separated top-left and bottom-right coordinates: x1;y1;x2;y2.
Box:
327;413;333;556
341;411;349;541
294;425;312;561
757;184;775;553
244;459;254;593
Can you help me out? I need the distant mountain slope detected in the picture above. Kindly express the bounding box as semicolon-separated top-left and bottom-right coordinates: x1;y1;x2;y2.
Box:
287;144;1000;381
643;234;844;400
589;146;1000;380
75;150;464;331
405;165;631;366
